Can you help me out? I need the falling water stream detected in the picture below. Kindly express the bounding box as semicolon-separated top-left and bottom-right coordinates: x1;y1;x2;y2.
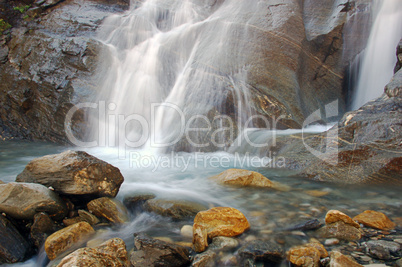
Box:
352;0;402;109
2;0;402;266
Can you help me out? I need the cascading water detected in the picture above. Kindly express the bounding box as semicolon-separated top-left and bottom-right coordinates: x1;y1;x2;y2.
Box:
351;0;402;110
90;0;264;152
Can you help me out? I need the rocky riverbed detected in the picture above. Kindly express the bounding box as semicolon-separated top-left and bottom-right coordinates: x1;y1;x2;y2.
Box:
0;149;401;266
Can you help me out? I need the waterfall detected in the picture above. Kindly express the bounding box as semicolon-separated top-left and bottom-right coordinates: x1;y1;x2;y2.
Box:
90;0;266;152
352;0;402;110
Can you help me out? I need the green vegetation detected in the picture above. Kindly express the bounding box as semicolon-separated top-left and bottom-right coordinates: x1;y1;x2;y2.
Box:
0;19;12;34
13;5;30;13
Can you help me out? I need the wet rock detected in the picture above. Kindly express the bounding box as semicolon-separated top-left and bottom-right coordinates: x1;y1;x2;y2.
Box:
329;251;363;267
193;207;250;253
62;217;83;227
304;240;328;258
144;199;207;220
30;212;59;248
16;151;124;199
287;246;320;267
305;190;330;197
87;197;129;224
386;67;402;97
324;238;340;246
364;240;401;260
274;68;402;185
0;182;67;220
192;251;217;267
237;240;284;265
209;236;239;251
0;215;30;264
325;210;360;228
209;169;273;188
0;0;122;143
316;221;362;241
353;210;396;230
130;232;191;267
180;225;193;239
286;219;322;231
57;238;129;267
123;193;156;212
78;210;99;225
0;46;8;63
45;221;95;260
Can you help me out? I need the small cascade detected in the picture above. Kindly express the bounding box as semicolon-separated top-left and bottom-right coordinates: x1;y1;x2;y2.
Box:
351;0;402;110
90;0;267;152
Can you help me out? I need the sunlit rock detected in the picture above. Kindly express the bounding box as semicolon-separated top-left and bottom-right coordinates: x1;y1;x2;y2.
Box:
16;151;124;199
325;210;360;228
57;238;129;267
45;222;95;260
353;210;396;230
193;207;250;253
87;197;129;224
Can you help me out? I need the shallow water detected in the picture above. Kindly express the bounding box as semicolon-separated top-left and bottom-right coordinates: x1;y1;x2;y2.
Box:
1;141;401;266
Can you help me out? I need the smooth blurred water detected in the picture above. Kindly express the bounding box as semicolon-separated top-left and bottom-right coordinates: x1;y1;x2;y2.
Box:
352;0;402;109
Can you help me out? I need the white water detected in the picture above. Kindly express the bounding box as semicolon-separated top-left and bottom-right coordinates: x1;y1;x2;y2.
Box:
352;0;402;110
91;0;269;151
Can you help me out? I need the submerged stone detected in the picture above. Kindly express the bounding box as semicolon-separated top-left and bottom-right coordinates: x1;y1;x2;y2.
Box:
144;199;207;220
130;233;190;267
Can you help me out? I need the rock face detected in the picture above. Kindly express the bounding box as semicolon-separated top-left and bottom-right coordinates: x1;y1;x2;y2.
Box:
0;182;67;220
130;233;190;267
274;68;402;185
0;0;128;142
45;221;95;260
0;0;369;148
144;199;207;220
0;215;30;264
57;238;129;267
87;197;129;224
353;210;396;230
209;169;273;188
16;150;124;198
193;207;250;253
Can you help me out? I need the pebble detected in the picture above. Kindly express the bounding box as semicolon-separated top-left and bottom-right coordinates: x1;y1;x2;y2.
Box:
324;238;340;245
180;225;193;239
359;256;372;262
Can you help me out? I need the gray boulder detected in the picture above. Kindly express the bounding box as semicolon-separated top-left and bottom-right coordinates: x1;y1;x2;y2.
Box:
16;150;124;198
0;182;67;220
